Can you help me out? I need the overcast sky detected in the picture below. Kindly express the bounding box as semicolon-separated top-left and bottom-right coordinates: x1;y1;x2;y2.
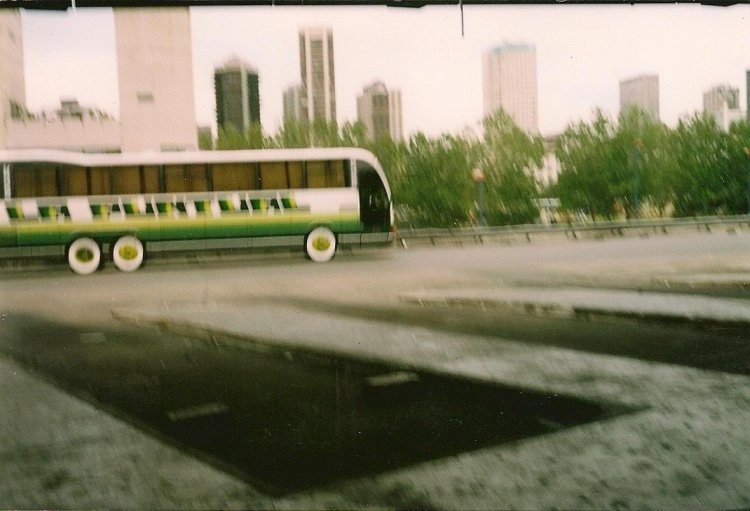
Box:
19;4;750;138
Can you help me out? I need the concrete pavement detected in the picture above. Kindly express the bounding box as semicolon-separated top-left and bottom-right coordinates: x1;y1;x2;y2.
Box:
401;282;750;328
4;275;750;508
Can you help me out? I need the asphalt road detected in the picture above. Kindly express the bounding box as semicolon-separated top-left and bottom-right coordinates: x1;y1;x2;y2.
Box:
2;231;749;376
1;312;623;495
1;231;749;505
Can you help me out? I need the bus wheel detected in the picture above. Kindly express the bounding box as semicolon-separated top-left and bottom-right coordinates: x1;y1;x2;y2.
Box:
305;227;337;262
112;236;144;272
67;237;101;275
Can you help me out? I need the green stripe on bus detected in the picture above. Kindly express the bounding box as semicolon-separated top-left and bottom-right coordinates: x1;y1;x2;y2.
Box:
4;211;361;247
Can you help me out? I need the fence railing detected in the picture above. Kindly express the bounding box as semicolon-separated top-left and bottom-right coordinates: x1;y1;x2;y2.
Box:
395;215;750;247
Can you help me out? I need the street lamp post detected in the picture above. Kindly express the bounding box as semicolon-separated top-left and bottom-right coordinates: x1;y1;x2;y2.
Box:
472;168;486;227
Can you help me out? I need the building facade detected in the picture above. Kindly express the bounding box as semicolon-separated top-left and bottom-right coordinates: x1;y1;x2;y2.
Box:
703;84;742;131
0;10;27;149
214;57;261;133
114;8;197;152
388;89;403;141
299;27;336;124
5;99;121;153
356;81;403;140
482;43;538;134
283;84;307;123
619;74;660;120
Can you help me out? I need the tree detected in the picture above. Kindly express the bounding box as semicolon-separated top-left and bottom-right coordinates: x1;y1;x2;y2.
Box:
216;123;267;150
339;121;368;148
477;110;544;225
270;119;310;149
216;125;248;150
554;107;674;220
613;107;675;217
198;129;213;150
668;114;732;216
726;120;750;215
396;133;473;228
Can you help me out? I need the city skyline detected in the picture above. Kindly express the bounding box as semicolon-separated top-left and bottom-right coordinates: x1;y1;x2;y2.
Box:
357;81;403;140
298;27;336;123
215;57;261;132
18;4;750;138
482;43;539;133
619;74;660;121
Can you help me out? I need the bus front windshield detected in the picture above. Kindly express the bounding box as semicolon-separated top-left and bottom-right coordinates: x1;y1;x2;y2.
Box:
357;161;391;232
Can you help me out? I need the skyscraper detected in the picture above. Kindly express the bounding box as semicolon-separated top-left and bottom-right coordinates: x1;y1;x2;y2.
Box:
703;84;742;130
283;84;307;123
619;74;660;120
357;81;403;140
299;27;336;123
388;89;403;141
482;43;538;134
214;57;261;133
114;8;197;152
0;10;26;149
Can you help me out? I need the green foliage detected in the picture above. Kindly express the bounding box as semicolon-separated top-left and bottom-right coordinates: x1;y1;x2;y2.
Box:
725;120;750;215
479;111;544;225
555;107;675;219
216;123;267;150
668;114;732;216
198;129;213;150
554;111;619;219
395;133;473;228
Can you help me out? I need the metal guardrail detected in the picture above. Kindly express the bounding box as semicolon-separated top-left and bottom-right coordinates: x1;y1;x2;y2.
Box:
395;215;750;246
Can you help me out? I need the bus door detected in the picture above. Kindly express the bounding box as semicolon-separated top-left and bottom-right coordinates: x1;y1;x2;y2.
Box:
356;161;391;234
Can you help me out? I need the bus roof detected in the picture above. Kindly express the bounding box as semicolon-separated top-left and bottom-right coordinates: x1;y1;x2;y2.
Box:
0;147;381;168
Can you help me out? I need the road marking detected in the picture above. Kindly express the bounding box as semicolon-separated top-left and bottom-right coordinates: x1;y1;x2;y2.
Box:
167;402;229;422
80;332;107;344
364;371;420;388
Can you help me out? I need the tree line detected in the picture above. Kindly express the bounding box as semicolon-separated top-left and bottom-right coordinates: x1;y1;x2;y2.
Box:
206;107;750;228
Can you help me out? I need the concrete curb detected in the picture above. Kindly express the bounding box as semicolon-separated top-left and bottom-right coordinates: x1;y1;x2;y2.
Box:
399;288;750;329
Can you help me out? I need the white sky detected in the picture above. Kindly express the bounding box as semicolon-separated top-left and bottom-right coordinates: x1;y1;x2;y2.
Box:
19;4;750;138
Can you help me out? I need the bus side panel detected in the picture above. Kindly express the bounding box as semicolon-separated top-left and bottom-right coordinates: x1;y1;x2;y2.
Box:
0;225;17;248
288;189;361;236
15;221;62;246
3;200;62;247
0;202;17;247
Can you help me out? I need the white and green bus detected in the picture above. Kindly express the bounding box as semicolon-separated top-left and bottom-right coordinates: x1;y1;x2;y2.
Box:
0;147;394;274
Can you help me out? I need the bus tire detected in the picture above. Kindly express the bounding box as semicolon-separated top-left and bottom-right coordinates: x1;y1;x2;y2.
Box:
67;237;101;275
112;235;144;272
305;227;337;262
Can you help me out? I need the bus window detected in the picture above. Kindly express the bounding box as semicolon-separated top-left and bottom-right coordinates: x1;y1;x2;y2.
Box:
111;166;141;195
89;167;110;195
11;164;36;197
260;161;287;190
329;160;347;187
165;165;208;193
357;160;391;232
287;161;304;189
306;161;326;188
307;160;346;189
165;165;188;193
186;164;209;192
63;165;88;196
211;162;255;192
142;166;161;194
11;163;57;198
